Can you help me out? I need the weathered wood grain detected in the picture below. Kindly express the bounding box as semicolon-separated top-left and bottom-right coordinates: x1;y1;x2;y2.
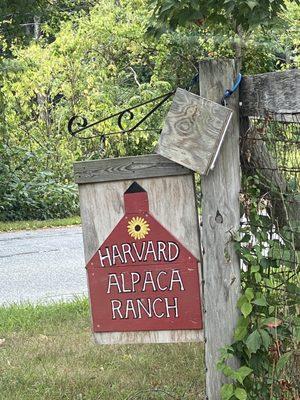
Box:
74;154;190;184
240;69;300;118
94;329;204;345
77;162;204;345
199;60;241;399
156;88;233;175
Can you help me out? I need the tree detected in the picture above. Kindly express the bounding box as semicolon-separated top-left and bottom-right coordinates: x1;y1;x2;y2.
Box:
148;0;300;58
0;0;97;54
148;0;300;31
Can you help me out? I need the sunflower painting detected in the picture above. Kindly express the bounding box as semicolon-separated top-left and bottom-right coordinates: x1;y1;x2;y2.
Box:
127;216;150;240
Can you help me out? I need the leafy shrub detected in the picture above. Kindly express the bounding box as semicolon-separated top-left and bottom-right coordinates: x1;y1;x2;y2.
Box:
217;176;299;400
0;143;79;221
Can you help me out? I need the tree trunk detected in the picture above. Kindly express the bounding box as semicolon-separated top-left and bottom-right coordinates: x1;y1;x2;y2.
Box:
34;15;41;41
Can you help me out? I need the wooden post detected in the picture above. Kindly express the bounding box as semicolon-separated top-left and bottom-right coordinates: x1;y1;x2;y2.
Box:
199;59;241;399
240;69;300;119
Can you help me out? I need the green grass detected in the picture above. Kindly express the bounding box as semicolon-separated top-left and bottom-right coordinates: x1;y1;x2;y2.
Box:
0;298;205;400
0;216;81;232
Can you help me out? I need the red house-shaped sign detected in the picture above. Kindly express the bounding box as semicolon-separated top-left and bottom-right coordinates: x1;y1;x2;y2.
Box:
87;182;203;333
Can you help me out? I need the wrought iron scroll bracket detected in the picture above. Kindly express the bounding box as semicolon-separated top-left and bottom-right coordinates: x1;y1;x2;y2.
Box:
68;91;175;139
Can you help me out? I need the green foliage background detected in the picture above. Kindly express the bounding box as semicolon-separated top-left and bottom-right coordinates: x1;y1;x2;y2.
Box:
148;0;300;33
0;0;299;221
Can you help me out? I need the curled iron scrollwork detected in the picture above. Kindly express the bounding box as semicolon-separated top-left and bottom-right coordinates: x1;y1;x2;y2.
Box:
117;109;134;132
68;115;89;136
67;91;175;139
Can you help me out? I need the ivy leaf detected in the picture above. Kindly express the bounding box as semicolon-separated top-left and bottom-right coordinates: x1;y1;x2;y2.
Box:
254;272;262;283
235;325;248;341
251;265;260;273
245;330;262;354
235;387;247;400
268;306;275;314
241;302;253;318
235;317;249;341
253;297;267;306
260;257;269;268
276;352;292;372
259;329;271;350
235;366;253;384
222;364;235;378
221;383;234;400
245;288;254;301
237;295;248;309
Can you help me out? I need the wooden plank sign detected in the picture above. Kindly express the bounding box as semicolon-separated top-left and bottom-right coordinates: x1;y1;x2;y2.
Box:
156;88;233;175
74;155;204;344
87;182;202;333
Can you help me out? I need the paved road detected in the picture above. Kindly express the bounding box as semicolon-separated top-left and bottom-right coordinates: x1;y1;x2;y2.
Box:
0;226;87;305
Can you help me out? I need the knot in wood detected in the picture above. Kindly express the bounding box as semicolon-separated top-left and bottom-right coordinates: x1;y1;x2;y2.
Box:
215;210;223;224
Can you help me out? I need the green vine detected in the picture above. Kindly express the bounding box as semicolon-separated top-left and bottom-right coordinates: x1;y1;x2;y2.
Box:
218;176;299;400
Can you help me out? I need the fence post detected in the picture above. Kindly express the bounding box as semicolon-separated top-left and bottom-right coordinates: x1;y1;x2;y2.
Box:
199;59;241;399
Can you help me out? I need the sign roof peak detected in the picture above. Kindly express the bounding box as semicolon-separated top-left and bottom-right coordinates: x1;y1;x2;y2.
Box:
124;182;146;194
